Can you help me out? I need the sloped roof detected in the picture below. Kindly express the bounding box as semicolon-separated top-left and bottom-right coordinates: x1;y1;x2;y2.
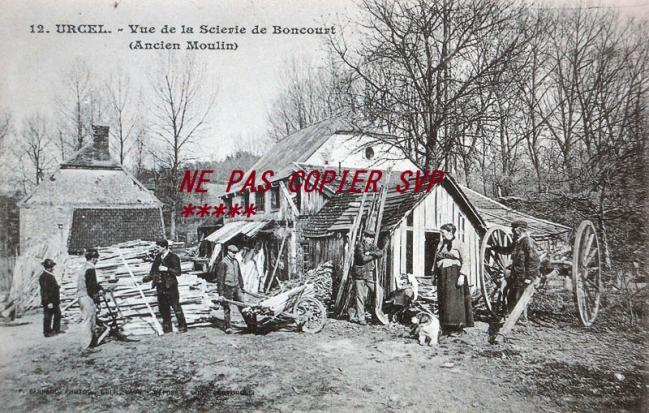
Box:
302;189;422;237
20;125;162;208
302;173;485;237
246;116;355;179
461;186;571;239
203;183;228;198
68;208;164;252
205;220;272;243
19;167;162;207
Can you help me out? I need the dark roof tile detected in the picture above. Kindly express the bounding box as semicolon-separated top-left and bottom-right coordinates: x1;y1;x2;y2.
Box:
68;208;165;252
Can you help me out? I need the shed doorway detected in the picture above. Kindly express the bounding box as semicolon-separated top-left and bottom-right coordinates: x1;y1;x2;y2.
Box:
424;231;441;278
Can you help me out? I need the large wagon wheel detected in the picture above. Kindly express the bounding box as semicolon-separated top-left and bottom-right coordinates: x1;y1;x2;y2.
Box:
572;220;602;327
480;225;513;318
294;297;327;333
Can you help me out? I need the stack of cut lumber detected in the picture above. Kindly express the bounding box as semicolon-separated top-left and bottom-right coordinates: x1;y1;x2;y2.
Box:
59;240;215;336
248;284;315;316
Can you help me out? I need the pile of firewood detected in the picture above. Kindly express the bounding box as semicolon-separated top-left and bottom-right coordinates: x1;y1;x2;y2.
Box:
270;261;334;305
416;277;437;300
304;261;334;304
241;305;276;318
59;240;215;336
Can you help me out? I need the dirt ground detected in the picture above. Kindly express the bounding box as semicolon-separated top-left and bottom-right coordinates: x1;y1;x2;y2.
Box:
0;307;647;413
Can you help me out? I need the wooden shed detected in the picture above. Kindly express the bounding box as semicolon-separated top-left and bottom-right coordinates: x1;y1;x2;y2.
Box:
302;172;487;297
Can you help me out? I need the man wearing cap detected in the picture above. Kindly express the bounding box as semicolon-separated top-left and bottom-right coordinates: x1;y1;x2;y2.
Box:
216;244;245;333
144;239;187;333
493;220;541;317
39;258;61;337
77;248;103;350
352;229;383;325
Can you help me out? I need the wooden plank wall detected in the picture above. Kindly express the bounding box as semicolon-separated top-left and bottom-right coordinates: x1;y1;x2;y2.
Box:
308;236;345;281
300;190;327;216
309;232;394;302
390;185;482;293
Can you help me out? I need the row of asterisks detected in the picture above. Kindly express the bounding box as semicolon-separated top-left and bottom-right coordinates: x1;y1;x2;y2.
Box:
181;203;257;218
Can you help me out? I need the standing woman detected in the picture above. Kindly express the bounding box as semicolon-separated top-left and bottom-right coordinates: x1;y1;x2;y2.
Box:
435;223;474;334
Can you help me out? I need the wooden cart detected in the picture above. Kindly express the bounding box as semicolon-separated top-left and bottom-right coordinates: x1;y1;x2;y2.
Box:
216;283;327;333
480;220;602;327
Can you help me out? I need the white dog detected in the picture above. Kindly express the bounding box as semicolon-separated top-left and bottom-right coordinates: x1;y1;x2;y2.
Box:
411;313;440;346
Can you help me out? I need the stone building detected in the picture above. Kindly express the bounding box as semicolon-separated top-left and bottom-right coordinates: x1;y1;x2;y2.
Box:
18;125;165;253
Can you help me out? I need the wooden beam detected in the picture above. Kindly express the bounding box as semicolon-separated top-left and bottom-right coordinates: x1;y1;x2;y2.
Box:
372;171;391;325
497;282;536;338
119;252;163;336
490;270;558;343
334;192;368;315
265;232;288;293
279;181;299;217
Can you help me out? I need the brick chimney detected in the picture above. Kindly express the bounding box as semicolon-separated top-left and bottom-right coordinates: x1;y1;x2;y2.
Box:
91;125;110;161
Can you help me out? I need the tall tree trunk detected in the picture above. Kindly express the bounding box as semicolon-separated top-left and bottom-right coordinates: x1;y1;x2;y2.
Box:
169;200;176;240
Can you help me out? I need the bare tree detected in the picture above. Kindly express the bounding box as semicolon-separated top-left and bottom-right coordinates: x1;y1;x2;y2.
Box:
105;70;142;164
531;6;649;267
149;53;217;239
266;54;351;141
330;0;533;170
0;109;11;154
232;133;273;156
0;109;17;193
576;14;648;266
56;58;104;157
543;7;611;191
131;128;150;179
512;8;555;192
15;113;55;188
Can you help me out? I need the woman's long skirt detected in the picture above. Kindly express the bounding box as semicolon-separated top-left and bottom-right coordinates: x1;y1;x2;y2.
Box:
437;265;474;330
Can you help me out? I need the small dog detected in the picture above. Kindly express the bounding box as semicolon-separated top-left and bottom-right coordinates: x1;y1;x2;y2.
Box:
411;313;440;346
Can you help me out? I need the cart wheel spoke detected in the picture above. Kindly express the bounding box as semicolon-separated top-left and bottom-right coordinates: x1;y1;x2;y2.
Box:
294;296;326;334
572;220;601;327
584;246;599;267
583;277;599;289
480;226;512;318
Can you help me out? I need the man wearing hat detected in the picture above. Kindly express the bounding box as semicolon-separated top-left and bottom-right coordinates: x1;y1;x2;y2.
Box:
216;244;245;333
144;239;187;333
77;248;103;350
493;220;541;317
39;258;61;337
352;229;383;325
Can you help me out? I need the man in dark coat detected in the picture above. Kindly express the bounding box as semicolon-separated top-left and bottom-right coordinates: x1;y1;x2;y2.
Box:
144;239;187;333
493;220;541;316
77;248;103;351
352;230;383;325
39;258;61;337
216;244;245;333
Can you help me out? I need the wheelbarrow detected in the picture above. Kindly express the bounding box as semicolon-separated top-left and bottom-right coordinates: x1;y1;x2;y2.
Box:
215;283;327;334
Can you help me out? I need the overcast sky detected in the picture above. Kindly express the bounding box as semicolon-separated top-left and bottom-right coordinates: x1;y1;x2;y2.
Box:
0;0;647;161
0;0;355;160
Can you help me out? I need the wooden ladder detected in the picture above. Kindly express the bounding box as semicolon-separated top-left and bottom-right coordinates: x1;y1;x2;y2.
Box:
334;192;368;317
